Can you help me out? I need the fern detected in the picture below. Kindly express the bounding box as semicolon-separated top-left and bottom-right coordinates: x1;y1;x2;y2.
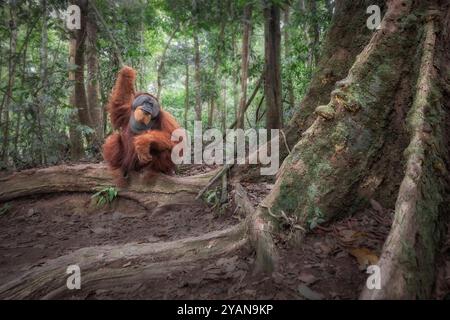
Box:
91;186;118;207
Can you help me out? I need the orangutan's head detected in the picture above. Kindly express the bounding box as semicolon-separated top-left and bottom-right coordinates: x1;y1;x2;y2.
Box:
129;93;161;134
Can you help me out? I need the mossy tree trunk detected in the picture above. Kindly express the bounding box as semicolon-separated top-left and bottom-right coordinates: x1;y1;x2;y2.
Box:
263;0;449;299
233;0;385;180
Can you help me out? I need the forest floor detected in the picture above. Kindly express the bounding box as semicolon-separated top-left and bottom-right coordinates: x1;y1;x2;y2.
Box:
0;164;414;300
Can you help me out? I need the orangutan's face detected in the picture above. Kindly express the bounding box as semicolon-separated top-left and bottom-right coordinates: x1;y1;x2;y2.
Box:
134;106;152;125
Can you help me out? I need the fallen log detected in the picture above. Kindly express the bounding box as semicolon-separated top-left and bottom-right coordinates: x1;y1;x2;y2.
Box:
0;163;218;209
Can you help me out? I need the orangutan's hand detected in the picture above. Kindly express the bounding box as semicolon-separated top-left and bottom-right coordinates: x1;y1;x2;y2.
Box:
135;136;153;164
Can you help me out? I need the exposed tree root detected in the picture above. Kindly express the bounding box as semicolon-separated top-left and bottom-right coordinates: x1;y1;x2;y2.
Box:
0;224;247;299
361;10;448;300
233;183;277;273
0;165;277;299
0;163;217;210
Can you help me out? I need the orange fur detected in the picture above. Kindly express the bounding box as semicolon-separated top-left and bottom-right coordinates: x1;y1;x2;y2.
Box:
107;66;136;130
102;66;181;183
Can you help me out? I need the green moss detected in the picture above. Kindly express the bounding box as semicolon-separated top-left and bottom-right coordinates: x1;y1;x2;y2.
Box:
315;104;335;120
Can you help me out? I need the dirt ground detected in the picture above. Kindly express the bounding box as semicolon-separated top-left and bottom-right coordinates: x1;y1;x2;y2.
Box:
0;166;402;299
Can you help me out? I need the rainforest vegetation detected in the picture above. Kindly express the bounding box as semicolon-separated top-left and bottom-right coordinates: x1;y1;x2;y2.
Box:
0;0;449;300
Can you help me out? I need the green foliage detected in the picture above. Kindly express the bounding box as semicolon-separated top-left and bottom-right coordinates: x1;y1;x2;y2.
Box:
307;207;325;230
204;187;220;206
0;0;332;169
203;186;228;215
91;186;118;207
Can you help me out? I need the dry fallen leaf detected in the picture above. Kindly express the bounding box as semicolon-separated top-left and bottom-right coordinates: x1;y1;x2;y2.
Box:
349;247;379;269
298;272;317;285
338;229;366;243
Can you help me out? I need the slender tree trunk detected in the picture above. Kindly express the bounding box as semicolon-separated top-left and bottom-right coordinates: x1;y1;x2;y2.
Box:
236;4;252;130
156;25;179;101
207;21;225;129
193;33;202;122
284;6;295;111
222;79;227;132
68;12;84;160
184;60;190;130
86;7;103;152
37;0;48;165
13;111;21;162
306;0;320;70
1;4;18;166
73;0;92;136
231;31;239;121
263;0;282;129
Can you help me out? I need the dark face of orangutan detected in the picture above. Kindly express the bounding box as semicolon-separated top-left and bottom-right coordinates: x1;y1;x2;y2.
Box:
134;107;152;125
129;94;161;134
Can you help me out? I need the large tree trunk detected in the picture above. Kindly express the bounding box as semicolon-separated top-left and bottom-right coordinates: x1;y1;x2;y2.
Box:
68;20;84;160
233;0;385;181
263;0;282;129
73;0;92;133
86;7;103;153
236;4;252;130
283;0;385;153
262;0;449;299
360;3;450;299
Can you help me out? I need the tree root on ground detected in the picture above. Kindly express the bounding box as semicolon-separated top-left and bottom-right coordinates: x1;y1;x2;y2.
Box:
0;165;277;299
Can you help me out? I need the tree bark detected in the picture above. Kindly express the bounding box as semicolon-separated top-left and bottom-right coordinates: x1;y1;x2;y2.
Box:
270;0;384;158
86;7;103;151
306;0;320;71
73;0;92;131
360;6;450;299
37;0;48;166
236;4;252;130
262;0;449;299
0;164;217;205
1;3;18;166
263;0;282;129
68;21;84;160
